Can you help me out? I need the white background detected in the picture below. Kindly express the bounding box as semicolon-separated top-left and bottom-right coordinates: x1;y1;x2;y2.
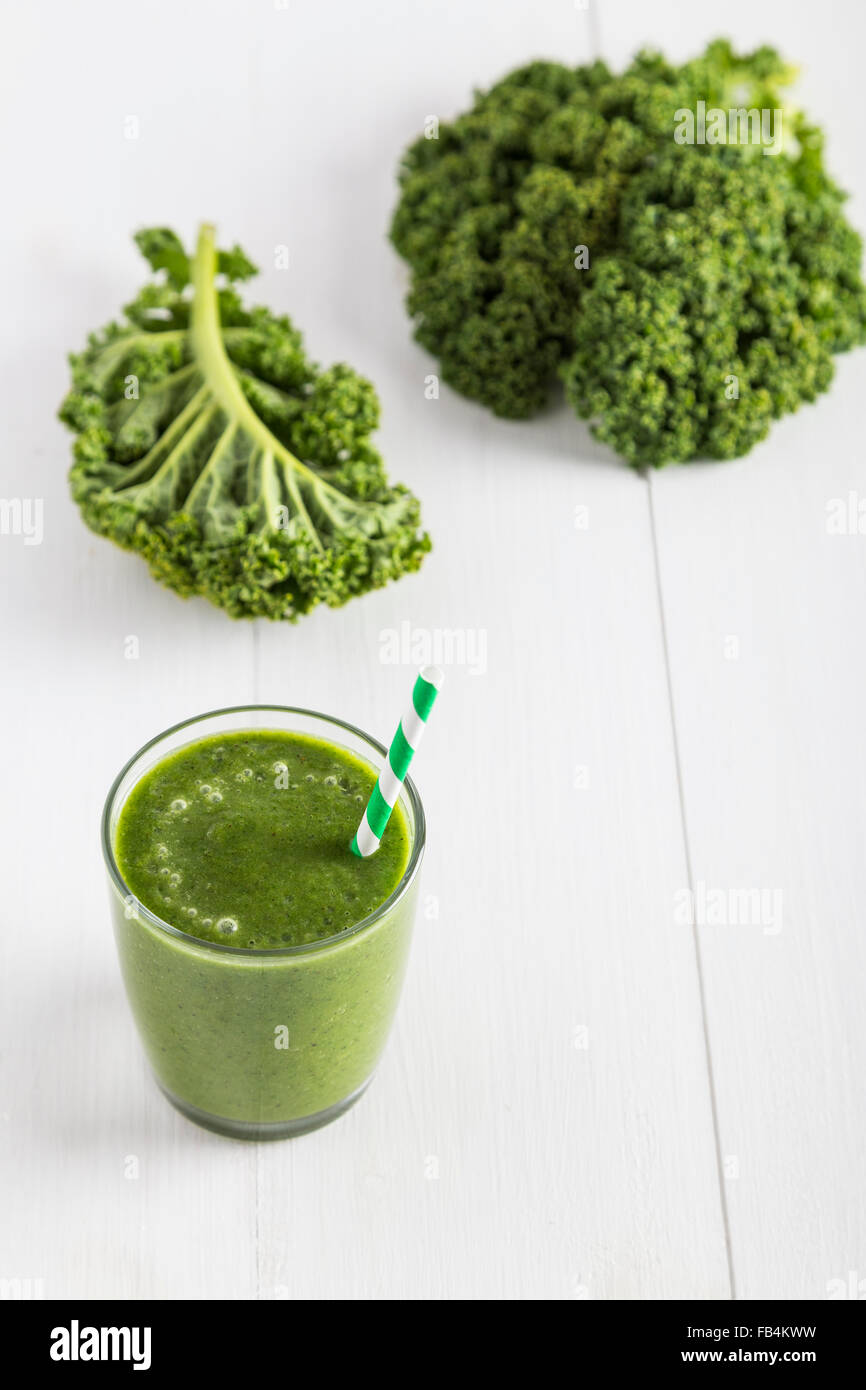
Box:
1;0;865;1300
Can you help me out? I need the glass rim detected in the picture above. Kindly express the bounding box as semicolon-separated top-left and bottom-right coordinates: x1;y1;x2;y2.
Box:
101;704;426;959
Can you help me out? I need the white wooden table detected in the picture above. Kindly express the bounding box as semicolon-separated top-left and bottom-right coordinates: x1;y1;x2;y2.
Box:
2;0;864;1300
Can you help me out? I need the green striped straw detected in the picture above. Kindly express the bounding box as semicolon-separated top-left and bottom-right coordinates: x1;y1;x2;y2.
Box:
351;666;442;858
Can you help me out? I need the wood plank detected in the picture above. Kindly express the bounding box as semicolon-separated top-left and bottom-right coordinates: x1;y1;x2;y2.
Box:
255;395;730;1295
0;0;262;1292
596;0;866;1299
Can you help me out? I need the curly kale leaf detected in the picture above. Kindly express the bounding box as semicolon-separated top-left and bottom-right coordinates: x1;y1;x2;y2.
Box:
561;147;823;465
391;39;866;466
60;225;430;619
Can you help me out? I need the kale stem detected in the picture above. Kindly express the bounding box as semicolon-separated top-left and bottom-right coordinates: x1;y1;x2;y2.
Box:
192;226;327;534
190;224;380;526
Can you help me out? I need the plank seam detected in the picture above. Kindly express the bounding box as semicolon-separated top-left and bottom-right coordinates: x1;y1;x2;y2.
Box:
646;470;738;1301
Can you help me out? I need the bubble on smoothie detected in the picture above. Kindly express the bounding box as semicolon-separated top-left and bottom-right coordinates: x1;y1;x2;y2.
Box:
208;790;223;804
354;794;363;804
185;907;197;918
169;799;187;813
323;775;337;787
304;773;316;783
155;843;170;857
237;767;254;781
159;866;170;877
169;872;181;888
216;917;239;935
202;918;213;929
198;784;212;796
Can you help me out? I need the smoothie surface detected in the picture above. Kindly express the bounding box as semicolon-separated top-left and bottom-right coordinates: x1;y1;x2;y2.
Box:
114;730;410;949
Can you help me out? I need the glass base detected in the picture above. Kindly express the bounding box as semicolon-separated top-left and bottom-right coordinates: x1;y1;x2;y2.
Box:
157;1076;373;1141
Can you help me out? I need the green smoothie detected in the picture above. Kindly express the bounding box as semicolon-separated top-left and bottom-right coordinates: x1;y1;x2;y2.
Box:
107;720;421;1139
116;731;409;949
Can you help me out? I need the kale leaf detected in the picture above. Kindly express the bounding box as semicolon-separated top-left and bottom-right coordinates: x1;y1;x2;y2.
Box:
60;225;430;618
391;40;866;466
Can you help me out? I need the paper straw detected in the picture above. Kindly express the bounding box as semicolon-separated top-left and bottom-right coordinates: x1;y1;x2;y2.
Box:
351;666;443;857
